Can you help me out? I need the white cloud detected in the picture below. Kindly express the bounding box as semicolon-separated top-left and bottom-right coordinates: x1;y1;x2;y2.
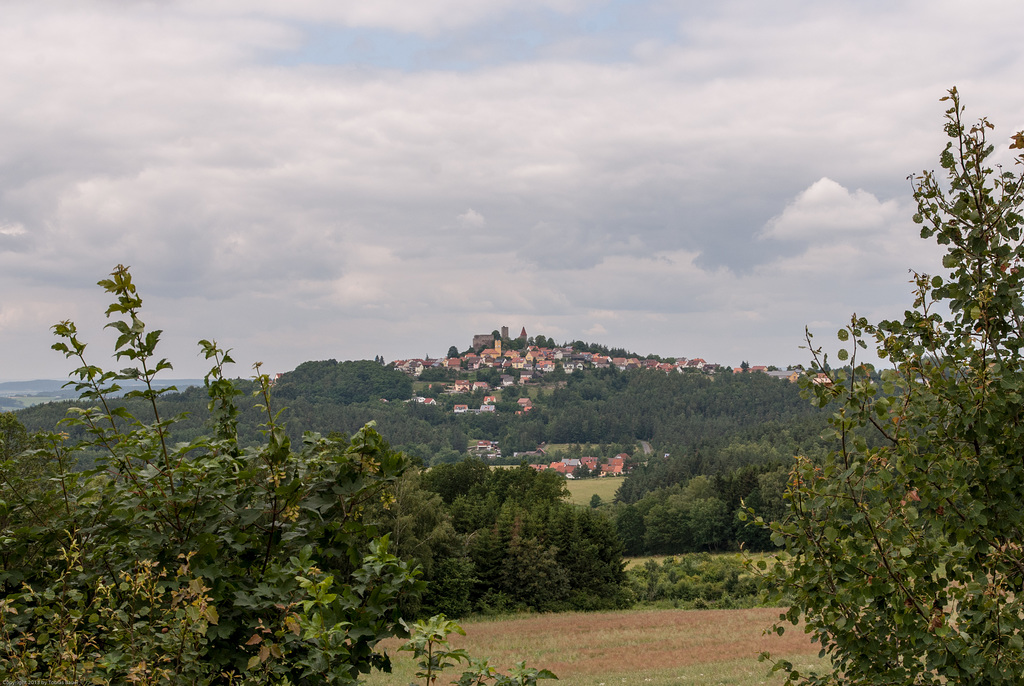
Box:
760;178;906;241
0;222;26;236
456;208;486;229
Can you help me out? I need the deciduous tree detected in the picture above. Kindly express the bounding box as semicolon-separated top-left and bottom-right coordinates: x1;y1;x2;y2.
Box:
759;89;1024;684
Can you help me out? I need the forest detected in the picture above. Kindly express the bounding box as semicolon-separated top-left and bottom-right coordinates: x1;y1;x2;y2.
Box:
0;271;837;683
13;353;836;563
15;356;829;468
7;361;823;628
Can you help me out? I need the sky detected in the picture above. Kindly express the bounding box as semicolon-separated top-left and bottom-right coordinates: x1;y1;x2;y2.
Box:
2;0;1024;382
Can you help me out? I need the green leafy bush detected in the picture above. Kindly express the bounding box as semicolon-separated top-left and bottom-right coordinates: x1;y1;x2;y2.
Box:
1;266;423;683
627;554;766;609
759;90;1024;684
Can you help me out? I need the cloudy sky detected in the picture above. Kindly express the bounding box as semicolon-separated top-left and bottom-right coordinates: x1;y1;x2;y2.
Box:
2;0;1023;381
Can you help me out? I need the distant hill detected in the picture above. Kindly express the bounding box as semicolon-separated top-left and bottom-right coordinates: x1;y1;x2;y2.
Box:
0;378;204;393
0;379;70;392
0;378;205;408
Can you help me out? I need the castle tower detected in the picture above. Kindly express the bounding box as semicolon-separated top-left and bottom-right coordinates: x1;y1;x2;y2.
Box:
519;327;527;340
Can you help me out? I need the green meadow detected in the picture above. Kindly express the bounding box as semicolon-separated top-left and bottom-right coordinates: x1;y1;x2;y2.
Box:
564;476;624;505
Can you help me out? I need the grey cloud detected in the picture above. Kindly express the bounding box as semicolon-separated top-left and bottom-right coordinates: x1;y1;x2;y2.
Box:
3;1;1024;380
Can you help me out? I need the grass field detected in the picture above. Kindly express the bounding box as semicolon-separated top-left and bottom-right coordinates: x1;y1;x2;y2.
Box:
622;551;777;570
543;443;641;456
362;607;825;686
564;477;623;505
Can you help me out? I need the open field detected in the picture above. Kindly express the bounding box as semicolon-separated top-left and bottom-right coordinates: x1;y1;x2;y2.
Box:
543;443;641;456
363;607;825;686
622;551;777;571
565;477;623;505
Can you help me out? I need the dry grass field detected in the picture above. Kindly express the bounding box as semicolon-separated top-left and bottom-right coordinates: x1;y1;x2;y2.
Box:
363;607;825;686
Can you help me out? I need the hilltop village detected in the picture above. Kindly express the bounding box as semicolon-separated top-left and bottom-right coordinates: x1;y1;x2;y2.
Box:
391;325;798;388
387;326;805;476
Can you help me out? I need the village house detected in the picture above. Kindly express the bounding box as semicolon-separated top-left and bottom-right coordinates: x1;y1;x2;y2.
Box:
391;333;730;386
468;439;501;458
548;461;571;476
548;457;583;478
596;454;627;476
767;369;802;382
396;359;425;376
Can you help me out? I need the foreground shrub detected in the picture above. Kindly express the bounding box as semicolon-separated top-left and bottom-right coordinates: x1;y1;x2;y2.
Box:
1;266;557;685
759;90;1024;684
1;267;422;683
